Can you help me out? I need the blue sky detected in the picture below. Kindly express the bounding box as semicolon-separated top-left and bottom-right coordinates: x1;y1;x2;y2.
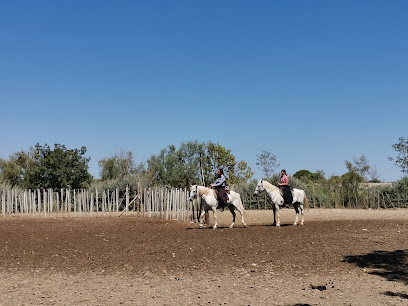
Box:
0;0;407;182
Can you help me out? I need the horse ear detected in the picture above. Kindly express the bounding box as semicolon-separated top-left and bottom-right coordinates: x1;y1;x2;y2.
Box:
260;179;263;183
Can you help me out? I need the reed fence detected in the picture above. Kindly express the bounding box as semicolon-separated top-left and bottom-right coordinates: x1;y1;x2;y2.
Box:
0;187;200;222
3;183;406;221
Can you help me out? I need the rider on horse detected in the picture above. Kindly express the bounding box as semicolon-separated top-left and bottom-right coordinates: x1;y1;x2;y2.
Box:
278;169;293;207
210;168;228;211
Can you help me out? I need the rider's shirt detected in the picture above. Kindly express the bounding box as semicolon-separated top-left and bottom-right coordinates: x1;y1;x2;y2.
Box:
280;175;289;184
213;174;226;187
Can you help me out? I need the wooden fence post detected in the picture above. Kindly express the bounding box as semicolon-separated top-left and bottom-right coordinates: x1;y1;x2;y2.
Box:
2;191;5;218
126;186;129;215
90;192;94;217
96;189;99;214
116;188;119;212
56;191;60;217
137;183;141;214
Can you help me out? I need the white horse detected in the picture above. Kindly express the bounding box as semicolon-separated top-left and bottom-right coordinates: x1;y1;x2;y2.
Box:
189;185;247;229
254;179;309;226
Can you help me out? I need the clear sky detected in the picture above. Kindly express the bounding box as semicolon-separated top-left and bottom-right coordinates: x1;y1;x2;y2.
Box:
0;0;407;182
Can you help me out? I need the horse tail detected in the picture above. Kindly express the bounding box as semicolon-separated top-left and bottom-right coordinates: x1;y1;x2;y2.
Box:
240;199;249;218
303;192;309;212
235;193;247;215
241;199;248;216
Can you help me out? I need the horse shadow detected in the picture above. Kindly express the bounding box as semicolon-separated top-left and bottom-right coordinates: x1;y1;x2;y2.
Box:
343;249;408;299
185;223;293;230
266;223;292;227
185;225;247;230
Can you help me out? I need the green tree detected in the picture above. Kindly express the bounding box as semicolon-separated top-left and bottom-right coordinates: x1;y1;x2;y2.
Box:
94;150;147;194
350;155;370;180
203;141;253;185
146;141;206;187
293;169;313;181
389;137;408;175
341;157;367;207
0;149;37;187
99;150;138;180
344;157;367;183
0;156;23;187
294;169;326;182
178;141;207;185
256;151;279;179
146;141;253;187
27;143;92;189
157;144;187;187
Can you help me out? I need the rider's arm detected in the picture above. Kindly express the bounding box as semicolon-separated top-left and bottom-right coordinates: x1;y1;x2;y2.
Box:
278;175;289;186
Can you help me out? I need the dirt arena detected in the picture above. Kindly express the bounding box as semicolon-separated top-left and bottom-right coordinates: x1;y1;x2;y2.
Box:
0;209;407;306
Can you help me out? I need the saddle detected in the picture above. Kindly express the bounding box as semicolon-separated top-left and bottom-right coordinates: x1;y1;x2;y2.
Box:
213;186;230;200
278;188;294;197
279;186;294;205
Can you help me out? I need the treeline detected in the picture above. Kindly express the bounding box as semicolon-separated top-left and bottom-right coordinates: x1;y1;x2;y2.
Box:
1;137;407;209
0;140;253;190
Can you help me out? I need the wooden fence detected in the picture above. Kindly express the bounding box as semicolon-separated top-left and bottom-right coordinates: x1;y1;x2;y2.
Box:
0;187;199;222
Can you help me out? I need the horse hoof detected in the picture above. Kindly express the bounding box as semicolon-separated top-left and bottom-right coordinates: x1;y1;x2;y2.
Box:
229;224;234;228
243;223;248;228
300;222;304;226
276;224;280;227
293;223;298;226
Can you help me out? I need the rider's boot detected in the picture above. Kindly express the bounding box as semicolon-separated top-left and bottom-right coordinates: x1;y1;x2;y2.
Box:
218;203;225;212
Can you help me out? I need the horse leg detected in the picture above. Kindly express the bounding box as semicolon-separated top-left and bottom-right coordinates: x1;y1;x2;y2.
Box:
212;206;218;229
272;205;276;226
275;204;281;227
236;206;247;228
199;209;207;228
300;203;304;225
232;199;247;228
293;203;300;226
228;205;236;228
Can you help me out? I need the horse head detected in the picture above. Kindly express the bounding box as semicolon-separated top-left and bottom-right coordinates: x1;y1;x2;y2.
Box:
189;185;198;201
254;179;264;195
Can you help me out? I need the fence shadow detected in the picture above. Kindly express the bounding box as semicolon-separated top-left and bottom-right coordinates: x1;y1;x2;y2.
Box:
343;249;408;285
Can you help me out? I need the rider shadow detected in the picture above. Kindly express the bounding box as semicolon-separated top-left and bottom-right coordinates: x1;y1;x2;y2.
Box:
343;249;408;288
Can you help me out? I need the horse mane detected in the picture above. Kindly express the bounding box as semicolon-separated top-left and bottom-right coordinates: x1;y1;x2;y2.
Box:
196;185;212;196
262;180;279;191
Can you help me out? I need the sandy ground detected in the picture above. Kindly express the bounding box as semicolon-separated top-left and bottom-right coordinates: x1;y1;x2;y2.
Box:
0;208;407;306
